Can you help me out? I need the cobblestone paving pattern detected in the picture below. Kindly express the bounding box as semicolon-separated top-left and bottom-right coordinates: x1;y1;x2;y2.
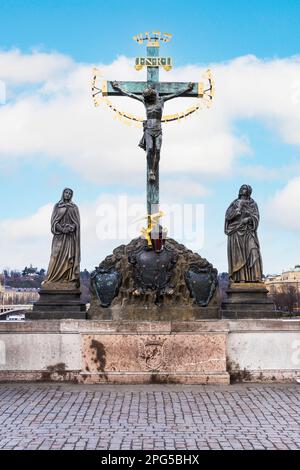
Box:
0;383;299;450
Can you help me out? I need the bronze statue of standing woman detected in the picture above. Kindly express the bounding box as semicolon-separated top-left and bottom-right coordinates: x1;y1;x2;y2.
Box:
225;184;263;283
30;188;86;319
44;188;81;287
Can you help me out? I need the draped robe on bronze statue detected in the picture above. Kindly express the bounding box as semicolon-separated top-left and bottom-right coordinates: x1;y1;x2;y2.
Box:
225;198;263;282
46;196;80;284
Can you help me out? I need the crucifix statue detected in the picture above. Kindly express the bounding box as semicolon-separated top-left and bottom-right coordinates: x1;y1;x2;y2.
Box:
112;80;193;185
89;33;218;316
97;31;213;221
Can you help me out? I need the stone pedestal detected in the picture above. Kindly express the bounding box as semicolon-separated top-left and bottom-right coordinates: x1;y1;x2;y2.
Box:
222;282;276;319
89;237;220;321
28;284;86;320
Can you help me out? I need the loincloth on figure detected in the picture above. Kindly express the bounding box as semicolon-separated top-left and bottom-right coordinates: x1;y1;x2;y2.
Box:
138;122;162;151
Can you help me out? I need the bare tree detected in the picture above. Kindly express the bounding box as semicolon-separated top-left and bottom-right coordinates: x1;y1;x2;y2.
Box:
272;285;300;314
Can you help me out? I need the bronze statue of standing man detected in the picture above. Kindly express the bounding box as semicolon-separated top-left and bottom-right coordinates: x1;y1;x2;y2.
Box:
225;184;263;283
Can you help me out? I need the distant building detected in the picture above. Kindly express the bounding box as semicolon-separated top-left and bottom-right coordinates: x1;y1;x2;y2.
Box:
0;283;39;305
265;266;300;295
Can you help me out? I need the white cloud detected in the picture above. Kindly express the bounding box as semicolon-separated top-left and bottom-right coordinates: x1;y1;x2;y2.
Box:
0;204;53;240
0;49;75;84
0;204;53;270
0;195;131;271
1;51;300;187
0;50;247;184
161;179;210;200
267;176;300;232
0;189;209;271
235;164;281;181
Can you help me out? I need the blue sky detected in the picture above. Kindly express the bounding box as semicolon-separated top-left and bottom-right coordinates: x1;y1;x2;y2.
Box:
1;0;300;62
0;0;300;273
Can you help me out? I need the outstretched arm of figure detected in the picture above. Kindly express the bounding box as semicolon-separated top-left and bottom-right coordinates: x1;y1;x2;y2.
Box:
163;82;194;102
112;81;144;102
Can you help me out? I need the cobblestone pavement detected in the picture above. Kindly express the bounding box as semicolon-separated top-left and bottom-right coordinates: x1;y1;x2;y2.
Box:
0;383;299;450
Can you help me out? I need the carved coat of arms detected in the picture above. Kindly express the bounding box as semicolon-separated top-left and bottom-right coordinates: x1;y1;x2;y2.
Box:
91;266;122;308
138;336;169;371
129;245;177;293
185;264;218;306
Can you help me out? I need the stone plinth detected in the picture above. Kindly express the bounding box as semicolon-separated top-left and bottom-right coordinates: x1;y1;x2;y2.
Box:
28;284;86;320
89;237;220;321
88;305;220;321
222;282;276;319
0;320;229;384
80;321;229;384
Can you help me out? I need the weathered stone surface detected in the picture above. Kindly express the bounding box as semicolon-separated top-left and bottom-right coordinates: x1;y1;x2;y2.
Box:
228;319;300;331
0;334;81;371
222;310;282;319
0;370;79;382
28;288;87;320
171;320;229;333
89;237;220;321
0;320;63;332
80;332;228;383
41;282;79;291
2;318;297;332
0;319;299;383
227;331;300;375
77;373;230;385
222;282;275;318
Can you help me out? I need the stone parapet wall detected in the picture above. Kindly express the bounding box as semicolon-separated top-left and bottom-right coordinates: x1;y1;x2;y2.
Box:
227;319;300;382
0;319;299;384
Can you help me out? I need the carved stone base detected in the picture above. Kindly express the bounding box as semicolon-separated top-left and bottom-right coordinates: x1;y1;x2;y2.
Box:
80;321;229;384
89;237;220;321
28;287;86;320
222;282;276;319
88;306;220;321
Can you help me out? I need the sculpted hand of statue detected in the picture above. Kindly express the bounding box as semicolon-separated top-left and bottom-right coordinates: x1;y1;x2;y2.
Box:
56;223;64;234
56;223;75;234
65;224;75;233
